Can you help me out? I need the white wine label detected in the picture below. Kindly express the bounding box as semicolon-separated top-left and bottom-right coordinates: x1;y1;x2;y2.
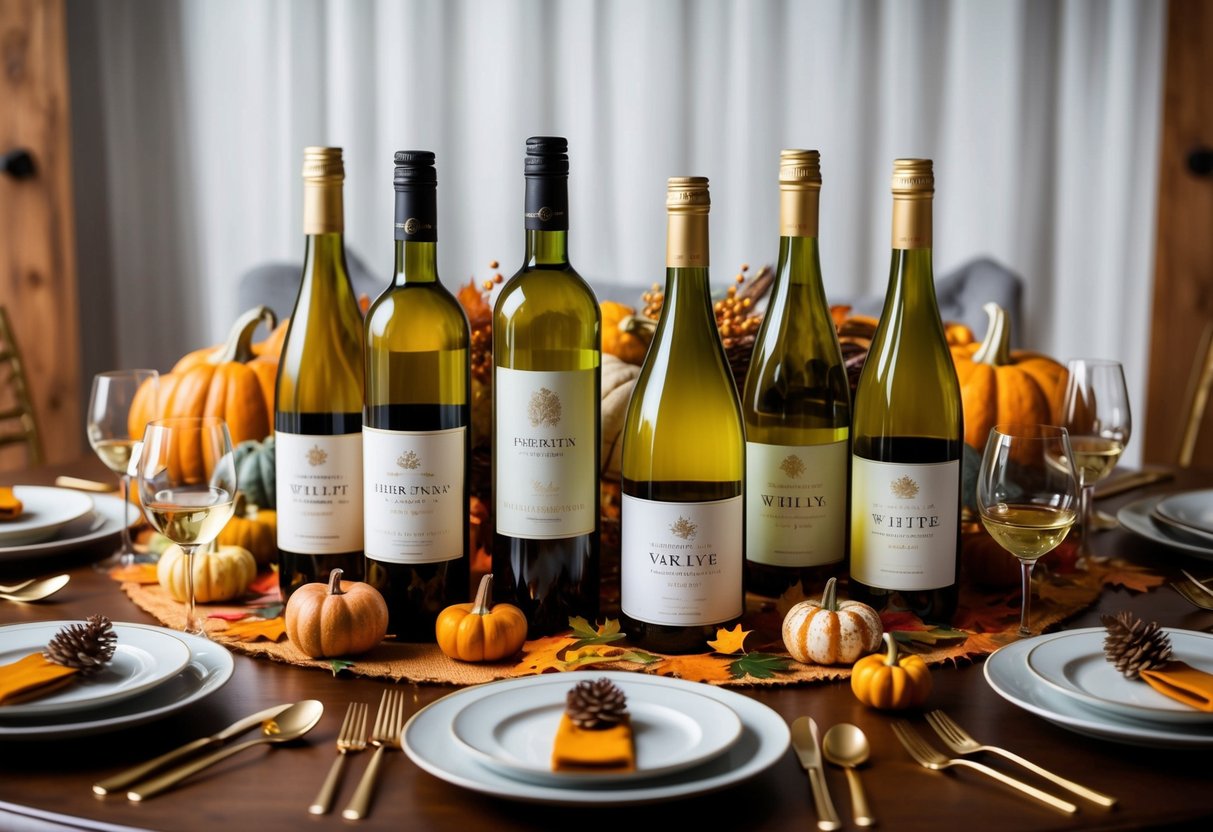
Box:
494;367;596;539
276;431;363;554
620;494;743;627
363;425;464;564
850;457;958;590
746;440;847;567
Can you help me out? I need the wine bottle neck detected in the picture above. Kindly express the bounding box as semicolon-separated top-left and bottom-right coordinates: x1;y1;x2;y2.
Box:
395;241;439;284
779;236;824;288
303;181;343;235
393;181;438;284
891;194;932;250
661;267;716;337
523;229;570;266
779;186;820;238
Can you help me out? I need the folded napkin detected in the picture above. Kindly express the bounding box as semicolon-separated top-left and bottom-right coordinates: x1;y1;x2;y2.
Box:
550;713;635;772
0;486;23;521
0;653;79;705
1139;661;1213;712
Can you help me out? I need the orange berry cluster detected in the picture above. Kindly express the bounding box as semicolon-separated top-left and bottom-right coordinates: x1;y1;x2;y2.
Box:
640;265;763;350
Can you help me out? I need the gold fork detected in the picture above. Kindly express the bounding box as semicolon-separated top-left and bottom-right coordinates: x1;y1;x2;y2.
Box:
341;689;407;820
923;710;1116;807
890;721;1077;815
308;701;369;815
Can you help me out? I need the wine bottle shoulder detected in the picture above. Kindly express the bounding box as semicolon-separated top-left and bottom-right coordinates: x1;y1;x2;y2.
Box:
365;282;470;351
494;264;600;321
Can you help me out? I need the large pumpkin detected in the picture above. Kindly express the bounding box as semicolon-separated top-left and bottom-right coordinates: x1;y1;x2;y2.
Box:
600;354;641;481
601;301;654;366
129;306;282;445
285;568;389;658
951;302;1066;451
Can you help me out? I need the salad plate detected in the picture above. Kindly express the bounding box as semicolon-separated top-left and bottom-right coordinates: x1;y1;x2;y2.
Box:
0;487;94;546
450;674;743;786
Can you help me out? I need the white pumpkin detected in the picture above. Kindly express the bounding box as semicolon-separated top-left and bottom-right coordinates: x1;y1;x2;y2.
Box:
781;577;883;665
600;354;641;481
157;543;257;604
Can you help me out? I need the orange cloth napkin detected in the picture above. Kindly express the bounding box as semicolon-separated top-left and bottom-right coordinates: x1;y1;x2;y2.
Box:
0;653;78;705
550;714;635;772
0;486;23;521
1139;661;1213;712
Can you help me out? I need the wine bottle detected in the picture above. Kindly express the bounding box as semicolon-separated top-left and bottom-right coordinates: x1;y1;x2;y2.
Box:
363;151;471;640
741;150;851;598
492;137;601;637
275;146;365;601
620;177;745;654
849;158;962;623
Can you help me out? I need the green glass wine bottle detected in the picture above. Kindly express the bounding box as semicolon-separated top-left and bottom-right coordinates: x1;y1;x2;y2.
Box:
849;158;962;623
275;146;366;602
620;177;745;654
363;151;471;641
742;150;851;598
492;137;601;637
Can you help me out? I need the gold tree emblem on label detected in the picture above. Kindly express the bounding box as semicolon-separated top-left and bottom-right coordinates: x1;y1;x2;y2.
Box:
670;516;698;540
890;475;920;499
306;445;328;467
527;387;562;427
397;450;421;470
779;454;806;479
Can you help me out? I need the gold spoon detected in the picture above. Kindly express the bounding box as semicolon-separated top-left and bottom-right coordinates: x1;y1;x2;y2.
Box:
0;574;70;603
128;700;325;801
823;723;876;827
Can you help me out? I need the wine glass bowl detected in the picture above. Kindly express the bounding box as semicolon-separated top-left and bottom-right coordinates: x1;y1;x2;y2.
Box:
135;416;237;635
976;424;1080;637
1054;359;1132;547
86;370;159;568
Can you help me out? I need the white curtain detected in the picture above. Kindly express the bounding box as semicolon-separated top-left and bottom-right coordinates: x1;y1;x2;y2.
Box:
70;0;1165;463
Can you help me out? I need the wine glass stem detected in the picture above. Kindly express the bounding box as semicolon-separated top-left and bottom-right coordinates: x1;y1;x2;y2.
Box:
1078;481;1095;559
181;544;200;635
1018;559;1036;637
118;474;133;564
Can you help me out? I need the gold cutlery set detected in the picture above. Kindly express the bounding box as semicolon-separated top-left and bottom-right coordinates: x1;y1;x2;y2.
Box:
0;573;69;602
794;710;1115;827
91;690;409;820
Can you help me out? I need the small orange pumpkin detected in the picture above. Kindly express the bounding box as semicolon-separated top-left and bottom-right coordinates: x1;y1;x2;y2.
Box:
601;301;654;366
851;632;932;710
284;568;389;658
435;573;528;662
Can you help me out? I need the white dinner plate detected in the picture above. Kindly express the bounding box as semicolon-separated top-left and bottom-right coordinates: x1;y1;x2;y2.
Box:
1155;489;1213;537
1024;629;1213;726
985;631;1213;748
0;487;94;546
1116;494;1213;560
0;625;234;740
404;671;790;805
0;621;191;717
450;675;743;786
0;493;139;563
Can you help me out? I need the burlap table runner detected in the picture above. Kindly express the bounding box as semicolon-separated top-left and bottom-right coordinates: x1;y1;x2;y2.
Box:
119;544;1162;687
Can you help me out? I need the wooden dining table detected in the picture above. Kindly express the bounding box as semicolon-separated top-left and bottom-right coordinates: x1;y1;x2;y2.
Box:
1;456;1212;832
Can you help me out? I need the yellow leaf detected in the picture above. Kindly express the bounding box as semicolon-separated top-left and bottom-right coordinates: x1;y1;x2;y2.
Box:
707;623;751;655
219;617;285;642
512;635;576;675
655;653;733;683
109;563;159;585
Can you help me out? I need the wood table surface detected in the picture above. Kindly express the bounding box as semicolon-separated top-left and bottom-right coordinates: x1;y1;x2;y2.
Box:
2;457;1212;832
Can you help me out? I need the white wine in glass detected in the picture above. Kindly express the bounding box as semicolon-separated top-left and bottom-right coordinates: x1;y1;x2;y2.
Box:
1055;359;1131;550
136;417;237;635
86;369;158;568
977;424;1079;636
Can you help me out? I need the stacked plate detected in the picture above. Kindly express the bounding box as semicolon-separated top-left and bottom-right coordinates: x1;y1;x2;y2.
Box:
1118;488;1213;561
0;621;234;741
0;487;139;563
402;671;791;805
984;627;1213;748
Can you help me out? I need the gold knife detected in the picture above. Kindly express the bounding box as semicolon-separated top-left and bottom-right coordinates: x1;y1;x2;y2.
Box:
791;717;841;831
92;703;294;795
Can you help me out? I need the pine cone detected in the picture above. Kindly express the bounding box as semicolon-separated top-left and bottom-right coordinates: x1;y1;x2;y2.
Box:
43;615;117;676
1101;611;1172;679
565;678;628;729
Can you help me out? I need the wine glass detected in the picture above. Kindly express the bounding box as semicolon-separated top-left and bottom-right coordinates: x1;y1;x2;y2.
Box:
86;370;159;569
136;417;237;635
1055;359;1132;553
977;424;1080;637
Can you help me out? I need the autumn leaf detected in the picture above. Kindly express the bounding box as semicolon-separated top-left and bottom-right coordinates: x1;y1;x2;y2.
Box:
248;571;280;596
330;659;354;676
219;617;286;642
707;624;751;655
893;626;969;649
567;616;626;651
880;611;933;632
1099;565;1166;594
109;563;160;584
457;278;492;327
253;602;284;619
951;600;1019;633
561;647;661;670
729;652;791;680
513;635;576;675
656;653;734;683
